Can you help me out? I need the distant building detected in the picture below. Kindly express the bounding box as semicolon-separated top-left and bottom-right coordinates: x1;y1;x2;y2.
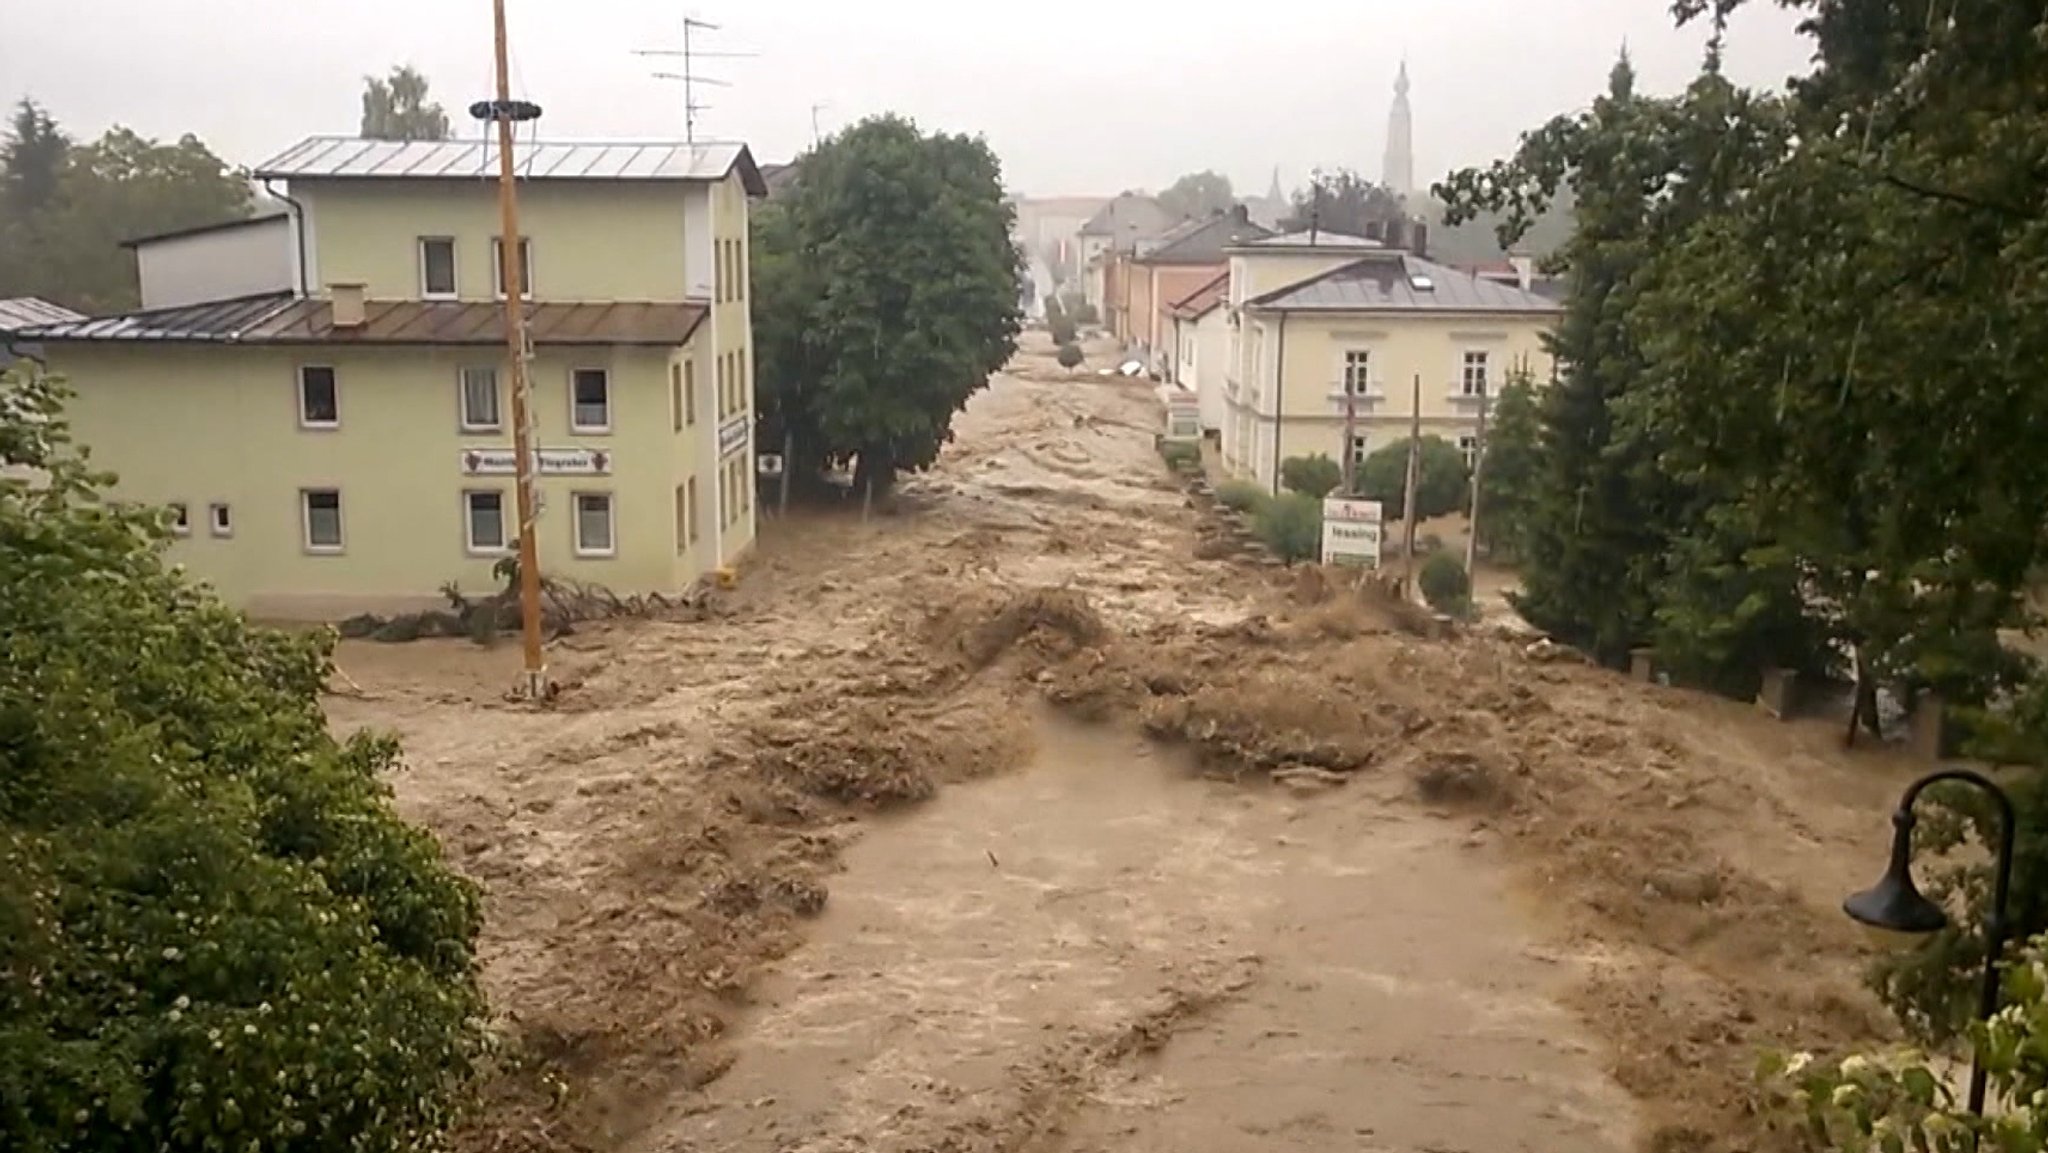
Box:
1078;193;1184;317
1384;63;1415;199
1243;168;1292;230
1118;206;1273;358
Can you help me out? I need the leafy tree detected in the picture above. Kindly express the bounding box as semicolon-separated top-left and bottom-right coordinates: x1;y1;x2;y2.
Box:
1279;169;1404;237
0;110;252;313
1157;170;1236;220
0;368;487;1152
1473;371;1541;560
1356;435;1467;520
359;66;451;142
1279;453;1340;499
1253;493;1322;564
1419;553;1472;617
1056;342;1084;370
749;115;1023;495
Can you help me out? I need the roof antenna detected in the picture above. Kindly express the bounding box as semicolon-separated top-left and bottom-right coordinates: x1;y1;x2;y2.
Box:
633;15;756;145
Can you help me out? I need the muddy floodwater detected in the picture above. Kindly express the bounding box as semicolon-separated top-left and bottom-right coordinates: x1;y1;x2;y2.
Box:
664;718;1637;1153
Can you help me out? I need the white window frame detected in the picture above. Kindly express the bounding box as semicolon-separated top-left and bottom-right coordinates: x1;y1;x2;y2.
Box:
462;489;511;555
1342;350;1373;396
297;365;339;429
492;236;533;300
569;367;611;433
1458;434;1481;469
458;366;502;431
419;236;458;299
1460;350;1491;397
300;488;344;554
167;502;191;536
208;502;232;538
1348;433;1371;471
571;491;616;558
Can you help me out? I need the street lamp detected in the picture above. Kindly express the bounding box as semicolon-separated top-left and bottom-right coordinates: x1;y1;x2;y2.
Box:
1844;768;2017;1118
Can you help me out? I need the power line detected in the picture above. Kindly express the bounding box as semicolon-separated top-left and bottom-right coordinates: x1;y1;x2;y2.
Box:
632;15;756;145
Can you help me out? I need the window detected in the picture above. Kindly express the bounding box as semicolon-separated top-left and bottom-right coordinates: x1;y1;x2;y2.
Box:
683;360;697;426
459;366;501;430
1348;434;1371;472
570;368;610;432
720;463;733;527
1458;435;1480;469
301;489;343;552
492;236;533;299
674;484;689;553
716;354;728;420
572;492;615;557
298;365;338;427
670;363;684;432
208;502;232;537
736;348;748;411
419;237;457;298
1343;350;1373;396
736;239;747;300
686;476;700;543
464;490;509;553
1461;350;1490;397
167;502;191;536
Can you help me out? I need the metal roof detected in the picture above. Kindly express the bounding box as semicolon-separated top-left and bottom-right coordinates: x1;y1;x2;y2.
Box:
1238;230;1384;250
15;292;708;347
1137;213;1275;266
1248;254;1563;314
1078;194;1183;243
1168;272;1229;320
253;136;769;196
0;297;84;332
122;208;290;249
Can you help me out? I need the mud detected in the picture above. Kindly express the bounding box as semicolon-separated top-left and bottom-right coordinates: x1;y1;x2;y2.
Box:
326;332;1925;1153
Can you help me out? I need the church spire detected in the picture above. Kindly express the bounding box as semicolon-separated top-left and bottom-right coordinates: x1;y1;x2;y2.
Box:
1266;165;1283;203
1383;62;1415;198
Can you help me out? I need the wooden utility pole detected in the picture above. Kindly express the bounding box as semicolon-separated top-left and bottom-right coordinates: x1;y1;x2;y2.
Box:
1464;388;1490;580
1340;390;1358;493
486;0;546;700
1402;373;1422;597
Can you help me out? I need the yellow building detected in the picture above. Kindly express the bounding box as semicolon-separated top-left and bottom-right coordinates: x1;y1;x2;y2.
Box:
21;136;767;619
1218;231;1562;492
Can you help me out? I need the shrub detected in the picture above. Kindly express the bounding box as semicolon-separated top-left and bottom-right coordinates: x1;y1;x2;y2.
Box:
1280;453;1342;499
0;369;488;1153
1216;479;1269;514
1160;440;1201;472
1419;552;1473;616
1254;492;1323;564
1358;436;1470;518
1044;295;1066;326
1050;317;1078;347
1056;342;1085;370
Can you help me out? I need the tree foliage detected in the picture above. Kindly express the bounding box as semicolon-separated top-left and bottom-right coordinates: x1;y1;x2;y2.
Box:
359;66;451;142
1156;170;1235;220
749;114;1023;495
1279;454;1341;499
0;368;487;1152
0;102;252;313
1279;168;1404;237
1357;435;1467;520
1419;553;1473;617
1253;493;1322;564
1473;371;1541;560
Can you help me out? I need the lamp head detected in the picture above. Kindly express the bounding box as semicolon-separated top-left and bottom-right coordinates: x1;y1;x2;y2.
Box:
1844;811;1948;938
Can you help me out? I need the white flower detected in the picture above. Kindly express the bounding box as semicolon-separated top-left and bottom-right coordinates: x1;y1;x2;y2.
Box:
1840;1055;1873;1077
1831;1083;1861;1108
173;995;189;1011
1785;1052;1814;1076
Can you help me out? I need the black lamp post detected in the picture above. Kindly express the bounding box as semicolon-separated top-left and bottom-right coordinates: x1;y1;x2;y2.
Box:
1844;768;2017;1118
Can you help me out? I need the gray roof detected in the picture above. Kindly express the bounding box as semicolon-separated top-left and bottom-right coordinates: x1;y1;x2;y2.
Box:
1138;212;1275;265
1248;254;1563;314
254;136;768;195
122;208;290;249
1078;194;1183;245
1239;230;1384;251
0;297;83;332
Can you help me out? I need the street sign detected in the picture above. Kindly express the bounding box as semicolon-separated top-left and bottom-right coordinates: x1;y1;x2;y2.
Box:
1322;497;1384;568
718;415;750;458
460;447;611;476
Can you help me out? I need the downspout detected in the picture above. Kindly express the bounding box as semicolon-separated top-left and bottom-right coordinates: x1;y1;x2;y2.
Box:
262;178;310;297
1270;311;1289;495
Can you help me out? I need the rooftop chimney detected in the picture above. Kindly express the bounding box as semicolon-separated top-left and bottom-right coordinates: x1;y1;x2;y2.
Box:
329;283;366;330
1406;220;1430;259
1510;255;1535;291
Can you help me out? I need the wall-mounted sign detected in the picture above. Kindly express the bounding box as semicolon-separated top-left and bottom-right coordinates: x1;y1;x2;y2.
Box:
460;447;612;476
1321;497;1384;568
718;415;750;459
757;454;785;477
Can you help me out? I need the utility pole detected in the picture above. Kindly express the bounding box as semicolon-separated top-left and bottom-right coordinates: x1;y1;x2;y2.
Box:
1402;373;1422;600
634;16;755;144
810;102;830;148
476;0;547;700
1463;387;1490;581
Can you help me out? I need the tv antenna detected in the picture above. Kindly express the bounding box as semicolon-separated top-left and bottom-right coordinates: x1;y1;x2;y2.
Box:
633;16;756;145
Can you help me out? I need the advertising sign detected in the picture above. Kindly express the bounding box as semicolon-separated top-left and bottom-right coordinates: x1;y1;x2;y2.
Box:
459;447;611;476
1321;497;1384;568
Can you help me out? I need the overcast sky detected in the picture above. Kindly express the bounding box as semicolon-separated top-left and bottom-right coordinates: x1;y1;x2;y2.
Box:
1;0;1814;197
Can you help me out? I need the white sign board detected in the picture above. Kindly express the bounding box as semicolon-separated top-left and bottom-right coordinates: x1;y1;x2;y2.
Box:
757;453;785;477
1158;388;1202;443
1321;497;1384;568
459;447;612;476
718;415;750;459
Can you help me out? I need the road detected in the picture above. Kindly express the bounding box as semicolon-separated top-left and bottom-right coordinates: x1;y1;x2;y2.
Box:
328;333;1923;1153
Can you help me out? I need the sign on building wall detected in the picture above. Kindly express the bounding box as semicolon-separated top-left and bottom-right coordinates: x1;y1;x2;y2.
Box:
718;415;750;459
1321;497;1384;568
459;448;612;476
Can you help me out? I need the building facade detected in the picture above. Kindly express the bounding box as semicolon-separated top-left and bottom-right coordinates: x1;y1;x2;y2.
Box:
1219;232;1560;493
21;136;767;620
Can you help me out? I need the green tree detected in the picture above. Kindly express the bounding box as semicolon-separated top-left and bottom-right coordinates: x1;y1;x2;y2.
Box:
1156;170;1235;220
1419;552;1473;616
1;100;68;216
749;115;1023;495
1473;371;1541;560
1279;453;1341;499
1280;168;1404;237
359;66;451;142
0;369;487;1152
1253;493;1322;564
1357;435;1467;520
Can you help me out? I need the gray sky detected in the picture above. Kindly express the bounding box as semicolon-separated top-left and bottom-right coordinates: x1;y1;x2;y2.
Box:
2;0;1813;197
